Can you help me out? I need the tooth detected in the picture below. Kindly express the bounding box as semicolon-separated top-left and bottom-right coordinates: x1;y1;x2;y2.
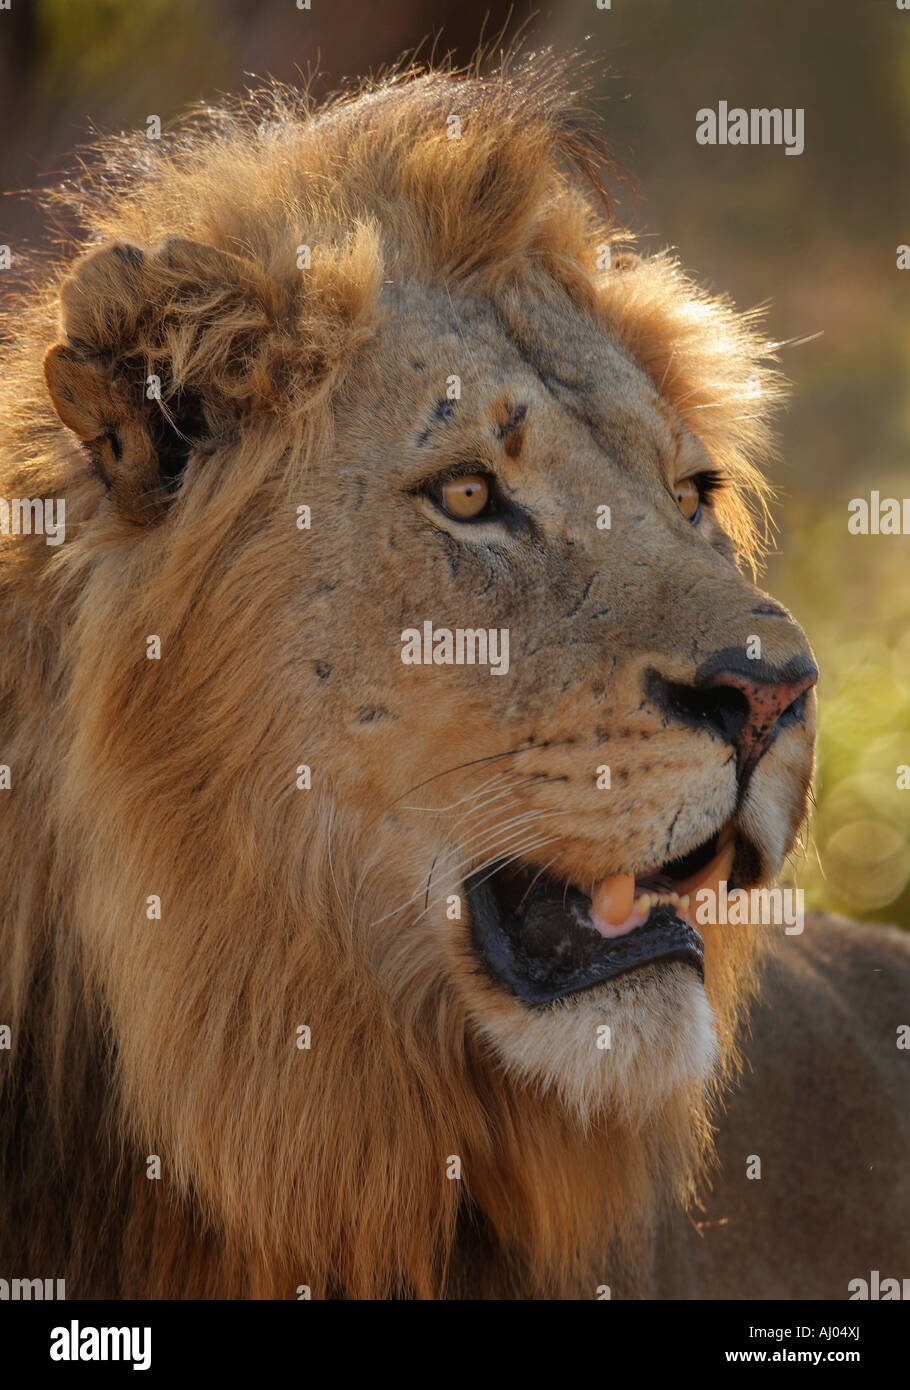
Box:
679;894;690;913
674;842;736;901
717;820;737;849
590;873;635;927
701;841;736;901
635;894;651;914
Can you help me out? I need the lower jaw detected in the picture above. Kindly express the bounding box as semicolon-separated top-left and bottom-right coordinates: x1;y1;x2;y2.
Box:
467;884;704;1006
465;823;755;1006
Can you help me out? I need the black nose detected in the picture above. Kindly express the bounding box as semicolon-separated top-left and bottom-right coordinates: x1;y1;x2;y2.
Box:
647;654;818;781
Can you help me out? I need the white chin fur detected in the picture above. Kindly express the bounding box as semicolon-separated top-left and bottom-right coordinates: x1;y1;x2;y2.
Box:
473;964;717;1126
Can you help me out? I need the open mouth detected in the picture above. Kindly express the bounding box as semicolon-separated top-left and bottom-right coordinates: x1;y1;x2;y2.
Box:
466;821;742;1005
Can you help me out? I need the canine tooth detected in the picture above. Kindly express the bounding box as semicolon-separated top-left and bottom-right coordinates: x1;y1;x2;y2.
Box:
701;842;736;902
717;820;737;849
635;894;651;914
675;842;736;902
590;873;636;927
679;894;690;913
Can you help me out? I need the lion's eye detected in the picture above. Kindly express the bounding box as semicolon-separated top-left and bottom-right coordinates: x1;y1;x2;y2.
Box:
674;477;701;524
439;474;491;520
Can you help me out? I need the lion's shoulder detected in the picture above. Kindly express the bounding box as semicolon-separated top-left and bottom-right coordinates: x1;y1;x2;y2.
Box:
652;915;910;1299
760;911;910;1050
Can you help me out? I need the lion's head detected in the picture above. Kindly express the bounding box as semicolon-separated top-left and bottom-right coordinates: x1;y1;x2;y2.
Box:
1;59;816;1297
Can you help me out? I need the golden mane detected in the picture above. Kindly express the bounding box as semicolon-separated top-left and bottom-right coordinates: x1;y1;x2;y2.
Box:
0;55;778;1298
1;55;779;549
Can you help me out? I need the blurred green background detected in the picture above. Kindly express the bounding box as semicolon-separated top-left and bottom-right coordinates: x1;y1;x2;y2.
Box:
2;0;908;927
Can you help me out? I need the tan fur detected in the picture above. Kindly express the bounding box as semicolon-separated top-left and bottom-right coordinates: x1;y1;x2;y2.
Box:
654;916;910;1300
0;56;904;1300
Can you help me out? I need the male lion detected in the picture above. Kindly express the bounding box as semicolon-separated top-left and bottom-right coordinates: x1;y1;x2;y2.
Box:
1;58;908;1300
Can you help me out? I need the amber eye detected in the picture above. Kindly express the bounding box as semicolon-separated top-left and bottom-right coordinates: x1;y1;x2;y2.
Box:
674;477;701;523
439;473;491;520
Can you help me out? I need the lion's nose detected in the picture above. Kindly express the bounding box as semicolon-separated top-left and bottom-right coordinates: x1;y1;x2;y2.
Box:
647;654;818;781
699;661;818;776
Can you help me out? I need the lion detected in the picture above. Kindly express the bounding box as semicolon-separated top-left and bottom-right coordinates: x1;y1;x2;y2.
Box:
0;56;908;1301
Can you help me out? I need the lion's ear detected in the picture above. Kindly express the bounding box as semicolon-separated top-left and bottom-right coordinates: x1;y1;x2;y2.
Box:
43;237;263;523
